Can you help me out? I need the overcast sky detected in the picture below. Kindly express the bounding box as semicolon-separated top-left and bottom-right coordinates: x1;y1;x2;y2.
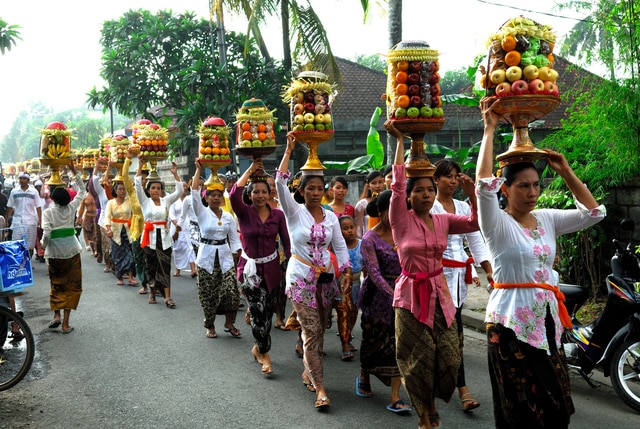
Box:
0;0;588;140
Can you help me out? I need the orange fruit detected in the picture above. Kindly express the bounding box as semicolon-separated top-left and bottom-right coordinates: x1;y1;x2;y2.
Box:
258;132;267;141
212;147;221;155
221;147;229;155
241;122;251;131
242;130;252;140
501;36;516;52
395;71;408;84
397;61;409;71
258;123;266;132
396;95;410;108
199;147;207;155
504;51;521;67
396;83;408;95
151;139;158;146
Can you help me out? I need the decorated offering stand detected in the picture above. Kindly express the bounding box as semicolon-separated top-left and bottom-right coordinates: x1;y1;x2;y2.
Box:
197;116;232;188
98;135;111;166
110;135;130;182
479;16;561;166
39;121;73;186
235;98;276;180
138;124;169;180
283;71;335;172
386;41;444;177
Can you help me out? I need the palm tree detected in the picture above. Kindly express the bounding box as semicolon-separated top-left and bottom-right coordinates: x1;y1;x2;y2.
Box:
211;0;341;82
0;18;21;54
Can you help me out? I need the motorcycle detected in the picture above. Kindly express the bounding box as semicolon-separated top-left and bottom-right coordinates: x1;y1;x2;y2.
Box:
561;218;640;413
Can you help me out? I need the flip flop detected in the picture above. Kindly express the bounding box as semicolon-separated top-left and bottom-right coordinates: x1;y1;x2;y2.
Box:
386;399;412;414
461;393;480;412
314;397;330;409
138;287;148;295
205;330;218;338
261;365;273;375
61;327;75;334
224;327;241;338
116;280;124;285
128;280;139;286
48;320;62;329
355;376;372;398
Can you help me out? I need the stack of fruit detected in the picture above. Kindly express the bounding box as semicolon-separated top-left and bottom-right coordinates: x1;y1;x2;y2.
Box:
387;41;444;121
197;116;232;164
98;134;111;164
138;124;169;158
81;149;98;169
236;98;276;148
132;119;152;144
110;135;130;164
284;71;334;134
480;16;559;97
40;121;73;159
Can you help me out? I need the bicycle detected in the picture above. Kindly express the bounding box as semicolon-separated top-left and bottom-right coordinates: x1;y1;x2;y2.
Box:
0;304;35;390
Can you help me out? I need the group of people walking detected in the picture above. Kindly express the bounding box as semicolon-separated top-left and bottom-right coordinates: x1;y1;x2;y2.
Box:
19;97;605;429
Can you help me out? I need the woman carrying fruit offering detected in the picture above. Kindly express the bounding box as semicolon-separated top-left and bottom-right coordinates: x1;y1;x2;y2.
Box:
385;120;479;429
275;133;352;410
190;161;242;338
104;181;137;286
478;98;605;428
134;158;183;308
229;159;291;374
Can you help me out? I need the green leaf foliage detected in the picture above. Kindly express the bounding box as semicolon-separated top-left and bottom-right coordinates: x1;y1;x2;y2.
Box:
0;19;22;54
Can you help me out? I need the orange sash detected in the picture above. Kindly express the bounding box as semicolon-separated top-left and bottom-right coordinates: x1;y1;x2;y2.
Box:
140;221;167;248
111;218;132;227
493;282;572;329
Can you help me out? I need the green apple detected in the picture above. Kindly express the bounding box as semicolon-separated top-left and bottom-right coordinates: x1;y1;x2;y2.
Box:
303;113;315;123
315;124;325;131
432;107;444;118
293;124;304;132
303;124;315;131
324;124;333;131
204;154;212;160
149;151;156;156
242;139;252;147
252;140;262;147
323;113;332;124
419;106;433;118
407;107;420;118
212;155;220;159
294;114;305;124
264;139;275;146
395;107;407;118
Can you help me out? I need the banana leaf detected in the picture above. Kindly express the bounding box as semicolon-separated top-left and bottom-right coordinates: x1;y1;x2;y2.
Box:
366;106;384;169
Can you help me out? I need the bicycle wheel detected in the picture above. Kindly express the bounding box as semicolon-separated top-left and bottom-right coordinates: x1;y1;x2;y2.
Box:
0;306;35;391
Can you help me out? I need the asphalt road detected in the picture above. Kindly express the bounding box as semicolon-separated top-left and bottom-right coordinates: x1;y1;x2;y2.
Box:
1;250;638;428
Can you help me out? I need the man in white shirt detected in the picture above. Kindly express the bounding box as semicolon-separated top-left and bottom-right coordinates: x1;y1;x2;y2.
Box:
5;172;44;257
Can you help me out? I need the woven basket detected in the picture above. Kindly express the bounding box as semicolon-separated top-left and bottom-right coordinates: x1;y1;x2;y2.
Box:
292;130;334;145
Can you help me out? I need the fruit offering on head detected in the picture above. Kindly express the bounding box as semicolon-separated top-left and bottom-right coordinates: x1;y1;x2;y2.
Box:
235;98;277;148
386;40;443;121
110;134;130;163
197;116;232;163
138;123;170;159
478;16;560;98
40;121;74;159
131;119;152;145
283;71;335;133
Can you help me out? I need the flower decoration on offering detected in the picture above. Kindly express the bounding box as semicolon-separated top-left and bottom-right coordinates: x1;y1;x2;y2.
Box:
480;16;559;99
387;40;444;125
39;121;75;186
197;116;232;189
283;71;336;172
235;98;277;181
478;17;561;166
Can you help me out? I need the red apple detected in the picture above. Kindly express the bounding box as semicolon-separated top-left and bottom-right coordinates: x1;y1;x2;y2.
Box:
410;95;422;107
429;73;440;84
528;79;545;94
511;80;529;95
137;119;152;125
304;92;315;102
407;73;420;84
409;61;422;72
543;81;558;94
495;81;512;97
408;84;420;95
148;124;160;130
304;102;315;112
203;117;225;127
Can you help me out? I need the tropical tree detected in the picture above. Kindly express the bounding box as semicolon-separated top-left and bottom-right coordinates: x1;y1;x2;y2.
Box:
0;18;21;54
212;0;341;82
86;9;288;153
354;53;386;72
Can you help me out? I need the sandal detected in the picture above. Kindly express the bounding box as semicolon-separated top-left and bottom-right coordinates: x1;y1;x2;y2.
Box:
148;296;157;304
461;392;480;413
386;399;412;414
314;397;330;409
205;329;217;338
302;375;316;392
295;339;304;358
355;376;372;398
224;326;241;337
245;311;251;325
340;351;354;361
165;299;177;309
261;364;273;375
138;287;148;295
173;271;181;277
190;272;197;278
128;279;139;286
116;279;124;285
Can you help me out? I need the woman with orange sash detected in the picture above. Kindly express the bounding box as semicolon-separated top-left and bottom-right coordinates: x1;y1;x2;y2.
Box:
477;98;606;428
135;160;183;308
105;181;137;286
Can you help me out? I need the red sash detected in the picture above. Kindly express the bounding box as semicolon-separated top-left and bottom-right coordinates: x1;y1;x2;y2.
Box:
140;221;167;248
442;257;474;284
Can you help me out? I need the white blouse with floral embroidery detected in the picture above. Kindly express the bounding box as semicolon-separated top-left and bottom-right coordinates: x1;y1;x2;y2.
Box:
476;176;606;352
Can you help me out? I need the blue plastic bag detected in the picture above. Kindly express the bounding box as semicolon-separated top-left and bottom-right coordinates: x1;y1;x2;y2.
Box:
0;240;34;293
